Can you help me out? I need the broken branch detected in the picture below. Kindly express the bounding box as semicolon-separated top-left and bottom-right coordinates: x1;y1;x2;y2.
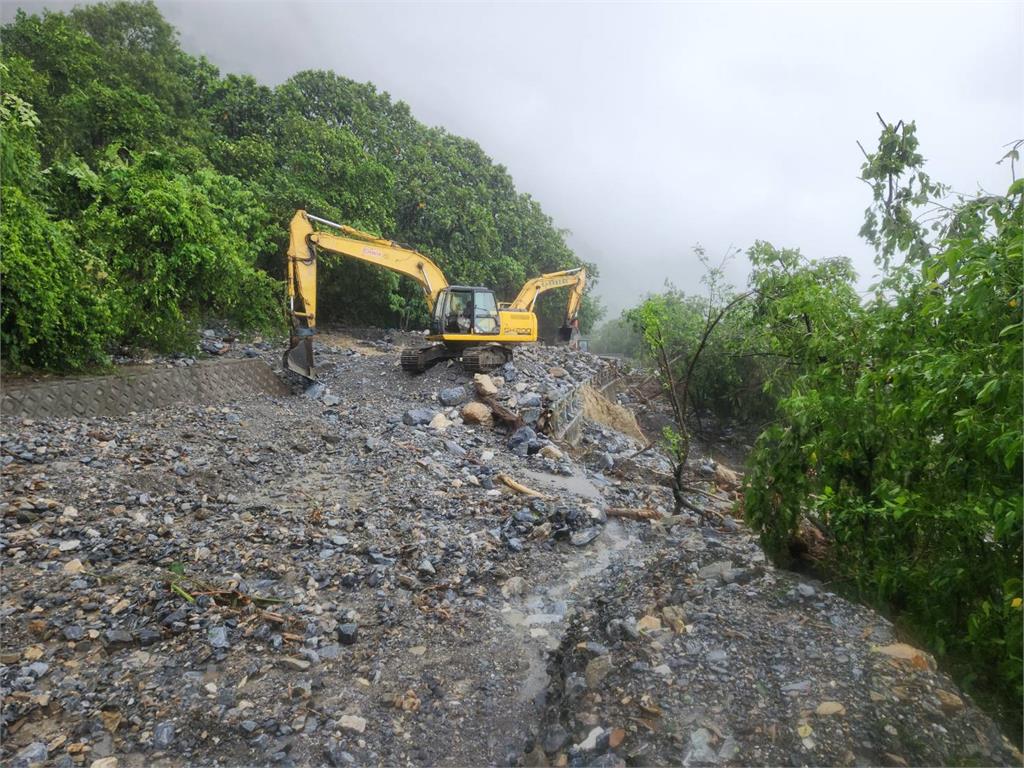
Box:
606;507;663;521
496;473;547;498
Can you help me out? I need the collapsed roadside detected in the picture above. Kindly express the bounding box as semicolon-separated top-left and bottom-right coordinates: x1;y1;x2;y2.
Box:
1;333;1018;767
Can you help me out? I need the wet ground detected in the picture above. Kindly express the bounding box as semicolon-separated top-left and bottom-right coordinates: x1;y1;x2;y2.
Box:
2;332;1020;767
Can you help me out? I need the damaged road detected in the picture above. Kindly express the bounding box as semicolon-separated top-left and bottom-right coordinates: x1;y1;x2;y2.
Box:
1;332;1019;767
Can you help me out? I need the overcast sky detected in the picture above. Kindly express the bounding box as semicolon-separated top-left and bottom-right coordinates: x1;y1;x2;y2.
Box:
8;1;1023;316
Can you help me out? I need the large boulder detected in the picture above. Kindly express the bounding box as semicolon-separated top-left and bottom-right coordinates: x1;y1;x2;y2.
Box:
439;386;467;407
473;374;499;396
461;402;493;425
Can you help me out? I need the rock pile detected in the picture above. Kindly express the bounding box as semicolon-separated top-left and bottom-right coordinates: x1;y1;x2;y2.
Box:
2;332;1017;767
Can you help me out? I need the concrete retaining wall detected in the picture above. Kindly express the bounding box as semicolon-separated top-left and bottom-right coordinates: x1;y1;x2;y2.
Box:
547;363;625;446
2;359;288;420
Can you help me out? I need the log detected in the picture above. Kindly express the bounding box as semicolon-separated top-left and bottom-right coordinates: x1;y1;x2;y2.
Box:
606;507;662;521
480;396;524;429
496;473;547;498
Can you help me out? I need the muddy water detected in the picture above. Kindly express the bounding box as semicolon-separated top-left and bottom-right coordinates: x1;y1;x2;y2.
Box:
498;469;641;704
521;466;606;501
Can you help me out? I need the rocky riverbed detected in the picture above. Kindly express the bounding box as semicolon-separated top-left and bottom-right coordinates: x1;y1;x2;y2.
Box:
2;331;1020;768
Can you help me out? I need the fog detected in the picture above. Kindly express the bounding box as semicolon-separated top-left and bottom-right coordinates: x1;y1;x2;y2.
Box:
7;1;1022;316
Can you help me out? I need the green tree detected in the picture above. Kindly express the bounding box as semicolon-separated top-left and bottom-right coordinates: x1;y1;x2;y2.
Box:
744;119;1023;723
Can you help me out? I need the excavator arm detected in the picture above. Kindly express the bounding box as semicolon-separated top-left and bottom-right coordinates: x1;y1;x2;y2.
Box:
504;267;587;328
285;210;449;378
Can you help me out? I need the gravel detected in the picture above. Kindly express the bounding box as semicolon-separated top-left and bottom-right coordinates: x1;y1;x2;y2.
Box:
1;328;1018;767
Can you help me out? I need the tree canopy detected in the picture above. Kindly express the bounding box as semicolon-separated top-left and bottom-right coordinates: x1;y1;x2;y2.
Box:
626;120;1022;729
0;1;600;370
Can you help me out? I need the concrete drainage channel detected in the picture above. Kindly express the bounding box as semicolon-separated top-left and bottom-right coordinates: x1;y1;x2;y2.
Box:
1;359;288;420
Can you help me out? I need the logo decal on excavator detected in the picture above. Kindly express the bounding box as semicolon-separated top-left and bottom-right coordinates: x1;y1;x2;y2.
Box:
362;246;384;259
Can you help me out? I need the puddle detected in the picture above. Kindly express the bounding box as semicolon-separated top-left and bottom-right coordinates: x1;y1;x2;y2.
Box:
500;519;638;704
521;466;604;500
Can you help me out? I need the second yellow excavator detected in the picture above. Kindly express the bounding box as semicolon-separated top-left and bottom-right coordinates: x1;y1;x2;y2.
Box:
284;210;586;379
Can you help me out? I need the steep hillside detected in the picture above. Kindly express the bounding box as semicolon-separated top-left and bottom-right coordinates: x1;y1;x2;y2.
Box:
0;1;600;372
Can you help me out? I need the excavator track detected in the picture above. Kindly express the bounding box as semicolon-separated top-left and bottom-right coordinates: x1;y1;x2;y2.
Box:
462;344;513;373
401;344;456;373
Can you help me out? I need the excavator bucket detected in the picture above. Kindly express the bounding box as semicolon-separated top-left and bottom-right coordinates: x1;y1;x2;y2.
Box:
284;331;315;380
556;324;574;344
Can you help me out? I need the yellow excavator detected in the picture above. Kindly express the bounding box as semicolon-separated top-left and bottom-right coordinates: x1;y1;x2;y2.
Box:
501;267;587;344
284;210;586;379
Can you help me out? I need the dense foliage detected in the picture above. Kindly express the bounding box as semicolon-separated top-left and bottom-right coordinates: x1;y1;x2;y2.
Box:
625;257;776;423
0;1;598;370
629;121;1023;724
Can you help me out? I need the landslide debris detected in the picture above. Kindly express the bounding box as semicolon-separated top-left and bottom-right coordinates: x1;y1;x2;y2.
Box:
0;335;635;767
534;510;1022;767
2;330;1018;768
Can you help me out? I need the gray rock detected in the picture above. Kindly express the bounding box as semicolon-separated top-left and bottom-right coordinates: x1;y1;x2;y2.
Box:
606;618;641;641
439;386;467;406
208;625;230;649
571;528;601;547
322;394;341;407
697;560;733;582
508;426;536;452
520;407;541;425
443;440;467;457
138;627;162;646
153;721;176;749
543;724;570;753
337;623;358;645
685;728;718;765
326;740;355;767
13;742;47;768
104;629;133;646
319;643;342;659
797;583;816;598
403;408;437;426
304;382;326;400
513;508;538;524
519;392;542;408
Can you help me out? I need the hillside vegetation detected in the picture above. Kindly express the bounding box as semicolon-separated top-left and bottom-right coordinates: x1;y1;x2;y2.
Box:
624;122;1023;730
0;1;599;371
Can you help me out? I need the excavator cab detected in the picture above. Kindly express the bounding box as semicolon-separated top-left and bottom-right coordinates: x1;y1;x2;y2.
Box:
430;287;501;336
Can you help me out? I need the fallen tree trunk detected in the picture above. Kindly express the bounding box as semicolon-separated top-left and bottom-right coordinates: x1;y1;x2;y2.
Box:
480;396;524;429
606;507;662;521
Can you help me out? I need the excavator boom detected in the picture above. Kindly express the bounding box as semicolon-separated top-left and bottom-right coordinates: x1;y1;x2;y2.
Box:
504;267;587;341
284;210;449;378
